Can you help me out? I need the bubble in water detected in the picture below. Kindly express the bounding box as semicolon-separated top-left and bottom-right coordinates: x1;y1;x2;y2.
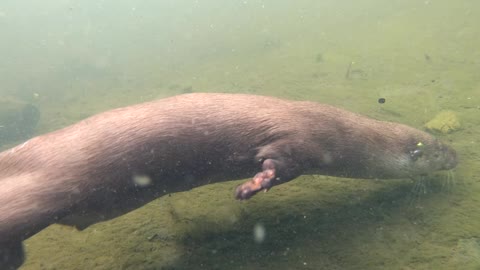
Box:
133;175;152;187
253;223;266;243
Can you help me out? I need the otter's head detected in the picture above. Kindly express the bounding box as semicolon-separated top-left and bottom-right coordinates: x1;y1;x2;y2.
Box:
362;122;458;179
408;139;458;172
398;134;457;177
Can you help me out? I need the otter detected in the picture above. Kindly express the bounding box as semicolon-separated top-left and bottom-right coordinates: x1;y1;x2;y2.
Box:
0;93;457;269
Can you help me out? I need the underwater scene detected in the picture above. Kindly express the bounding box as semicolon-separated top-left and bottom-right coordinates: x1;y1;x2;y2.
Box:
0;0;479;269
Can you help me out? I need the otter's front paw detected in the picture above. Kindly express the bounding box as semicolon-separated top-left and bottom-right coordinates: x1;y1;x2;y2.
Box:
235;168;275;200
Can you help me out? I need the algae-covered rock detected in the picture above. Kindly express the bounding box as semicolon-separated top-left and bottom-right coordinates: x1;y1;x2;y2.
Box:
424;110;461;134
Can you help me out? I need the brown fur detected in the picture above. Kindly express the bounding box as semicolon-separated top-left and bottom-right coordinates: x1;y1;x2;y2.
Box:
0;93;457;269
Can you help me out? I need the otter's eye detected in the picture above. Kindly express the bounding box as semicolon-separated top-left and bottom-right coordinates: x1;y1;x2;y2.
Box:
410;149;423;161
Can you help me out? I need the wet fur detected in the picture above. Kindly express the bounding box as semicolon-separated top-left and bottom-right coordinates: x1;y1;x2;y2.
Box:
0;93;456;269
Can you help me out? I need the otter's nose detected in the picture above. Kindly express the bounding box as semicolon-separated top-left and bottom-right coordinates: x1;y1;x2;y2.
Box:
442;146;458;170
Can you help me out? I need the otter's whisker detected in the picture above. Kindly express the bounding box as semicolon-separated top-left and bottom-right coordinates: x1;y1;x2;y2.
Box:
407;176;430;206
441;170;456;192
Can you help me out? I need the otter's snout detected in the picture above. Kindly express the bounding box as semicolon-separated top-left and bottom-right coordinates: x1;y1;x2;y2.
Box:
441;145;458;170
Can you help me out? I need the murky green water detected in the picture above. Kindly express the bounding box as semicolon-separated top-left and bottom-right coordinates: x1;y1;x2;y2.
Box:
1;0;479;269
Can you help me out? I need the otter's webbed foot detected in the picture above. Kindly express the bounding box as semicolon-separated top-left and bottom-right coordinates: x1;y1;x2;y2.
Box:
235;157;302;200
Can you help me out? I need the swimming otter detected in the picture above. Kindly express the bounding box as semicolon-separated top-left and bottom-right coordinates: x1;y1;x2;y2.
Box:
0;93;457;269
